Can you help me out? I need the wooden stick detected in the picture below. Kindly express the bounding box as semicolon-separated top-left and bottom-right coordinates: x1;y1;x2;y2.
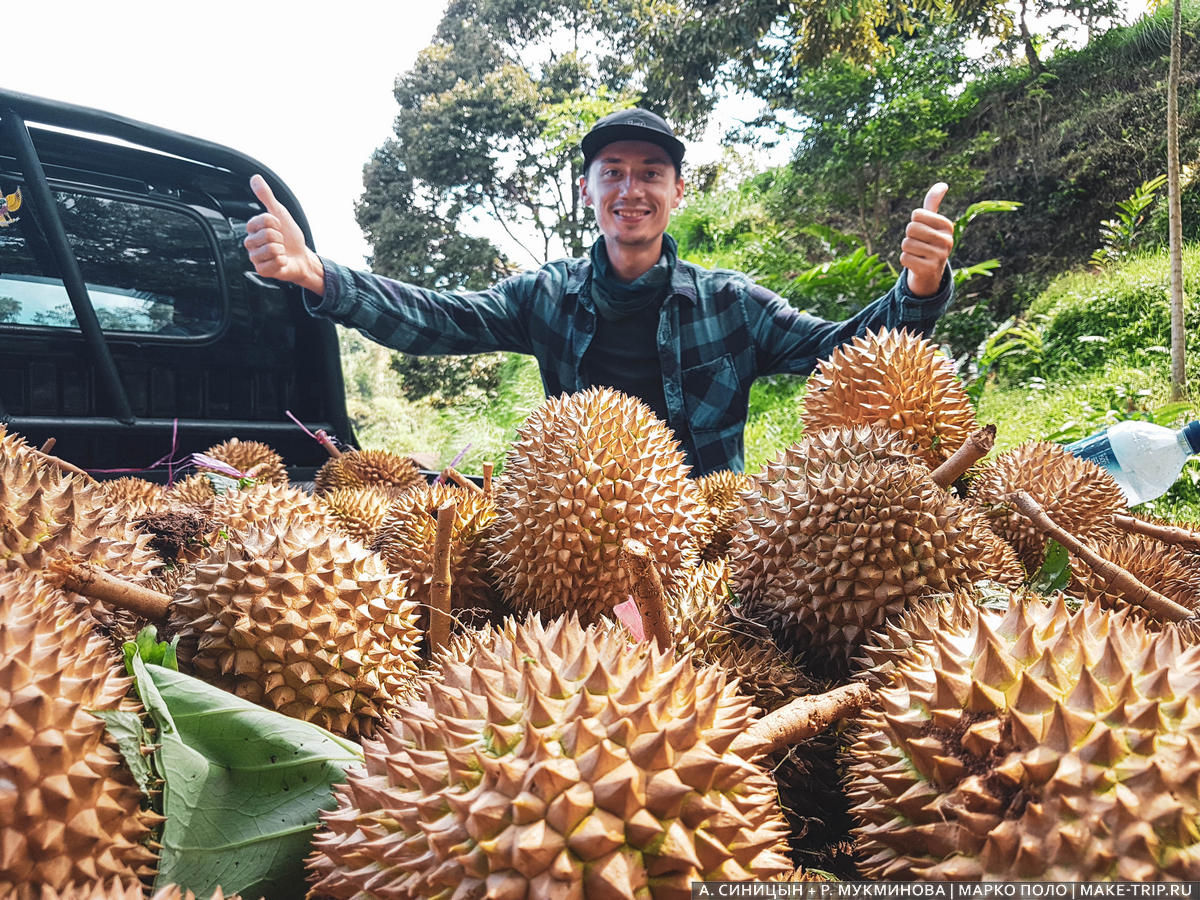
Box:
314;430;343;458
482;462;494;497
428;500;456;654
733;682;874;757
39;437;57;454
1011;491;1193;622
618;539;672;649
441;466;484;495
29;447;97;484
47;559;171;621
930;425;996;489
1114;514;1200;554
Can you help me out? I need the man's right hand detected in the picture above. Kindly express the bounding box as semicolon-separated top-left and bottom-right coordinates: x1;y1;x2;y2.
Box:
244;174;326;296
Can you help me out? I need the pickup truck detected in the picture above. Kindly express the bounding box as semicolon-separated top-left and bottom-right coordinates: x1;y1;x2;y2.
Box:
0;88;354;482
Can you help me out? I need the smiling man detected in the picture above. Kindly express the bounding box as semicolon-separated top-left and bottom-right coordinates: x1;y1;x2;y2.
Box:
244;108;955;475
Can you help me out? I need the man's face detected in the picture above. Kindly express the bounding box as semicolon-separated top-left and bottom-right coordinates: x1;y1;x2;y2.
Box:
580;140;685;250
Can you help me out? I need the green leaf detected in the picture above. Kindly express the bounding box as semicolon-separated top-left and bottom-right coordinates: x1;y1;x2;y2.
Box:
1030;539;1071;594
1150;401;1194;426
126;653;364;900
92;708;157;797
123;625;180;675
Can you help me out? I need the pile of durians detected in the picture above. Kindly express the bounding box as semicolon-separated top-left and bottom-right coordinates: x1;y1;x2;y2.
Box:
5;326;1200;899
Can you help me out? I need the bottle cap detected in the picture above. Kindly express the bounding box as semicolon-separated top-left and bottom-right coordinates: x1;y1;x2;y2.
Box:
1184;420;1200;455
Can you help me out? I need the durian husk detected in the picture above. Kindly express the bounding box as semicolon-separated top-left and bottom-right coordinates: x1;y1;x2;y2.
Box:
0;569;157;893
306;614;794;899
1068;531;1200;620
164;473;216;511
170;522;423;738
98;476;167;510
198;437;288;484
314;448;424;498
7;882;242;900
490;387;702;623
369;482;505;632
692;470;755;562
208;482;337;535
320;485;396;544
970;440;1127;571
731;454;1021;675
848;590;1200;880
801;327;977;469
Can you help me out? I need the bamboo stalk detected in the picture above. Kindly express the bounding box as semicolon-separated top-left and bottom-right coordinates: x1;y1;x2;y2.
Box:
314;430;343;458
1011;491;1193;622
930;425;996;489
30;447;97;483
441;466;484;495
47;559;171;621
733;682;874;757
1114;514;1200;554
428;499;456;654
482;462;494;497
618;539;672;649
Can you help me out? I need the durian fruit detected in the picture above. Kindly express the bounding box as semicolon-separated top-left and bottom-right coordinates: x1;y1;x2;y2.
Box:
790;422;923;470
164;473;216;511
314;448;424;498
306;614;794;898
970;440;1126;571
208;482;337;534
490;387;701;624
692;470;755;562
0;570;157;893
731;454;1022;675
198;437;288;484
848;591;1200;880
801;327;977;469
13;883;242;900
369;482;505;632
320;485;395;544
98;476;168;516
170;521;423;738
1068;531;1200;619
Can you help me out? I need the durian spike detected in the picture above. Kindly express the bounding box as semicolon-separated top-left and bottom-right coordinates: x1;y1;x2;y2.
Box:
39;436;56;453
734;681;874;757
47;558;171;621
315;429;342;458
1114;513;1200;553
441;466;483;495
482;461;494;497
930;424;996;489
30;446;96;483
429;499;456;654
1011;490;1193;622
619;538;672;649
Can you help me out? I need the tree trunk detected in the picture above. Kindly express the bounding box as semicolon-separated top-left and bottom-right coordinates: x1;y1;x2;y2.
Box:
1168;0;1187;400
1020;0;1043;75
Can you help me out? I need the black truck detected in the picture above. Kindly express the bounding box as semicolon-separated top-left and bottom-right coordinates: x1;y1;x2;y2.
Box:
0;88;354;482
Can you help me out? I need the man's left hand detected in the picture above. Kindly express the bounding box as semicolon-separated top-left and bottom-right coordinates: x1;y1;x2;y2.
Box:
901;182;954;298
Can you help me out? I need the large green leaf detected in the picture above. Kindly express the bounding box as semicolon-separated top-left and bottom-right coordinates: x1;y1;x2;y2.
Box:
127;654;364;900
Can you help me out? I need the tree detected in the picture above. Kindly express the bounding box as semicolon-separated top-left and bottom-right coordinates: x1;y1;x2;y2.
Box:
1167;0;1187;399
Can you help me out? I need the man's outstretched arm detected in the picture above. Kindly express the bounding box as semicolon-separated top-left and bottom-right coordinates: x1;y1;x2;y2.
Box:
244;174;327;295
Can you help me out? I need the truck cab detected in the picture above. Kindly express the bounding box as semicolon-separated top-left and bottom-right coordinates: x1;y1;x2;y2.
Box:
0;89;353;481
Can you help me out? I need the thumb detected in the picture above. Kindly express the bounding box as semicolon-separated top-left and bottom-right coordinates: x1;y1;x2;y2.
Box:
250;174;288;218
922;182;949;213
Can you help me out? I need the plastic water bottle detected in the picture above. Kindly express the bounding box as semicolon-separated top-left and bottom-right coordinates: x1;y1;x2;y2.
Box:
1064;419;1200;506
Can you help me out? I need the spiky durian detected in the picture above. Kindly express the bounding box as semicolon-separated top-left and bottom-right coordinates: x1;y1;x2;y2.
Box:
801;327;977;468
369;482;504;631
306;614;793;899
693;470;755;562
970;441;1126;571
10;882;241;900
848;592;1200;880
198;437;288;484
208;482;337;534
791;422;923;470
98;476;167;509
1068;531;1200;619
320;485;395;544
731;455;1022;675
164;473;216;510
314;448;423;498
0;570;157;893
490;387;701;623
170;522;422;738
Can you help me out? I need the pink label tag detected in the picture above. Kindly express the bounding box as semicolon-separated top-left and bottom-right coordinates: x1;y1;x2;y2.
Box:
613;596;646;642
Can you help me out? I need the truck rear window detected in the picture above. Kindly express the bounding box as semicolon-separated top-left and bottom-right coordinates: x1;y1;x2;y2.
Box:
0;186;223;337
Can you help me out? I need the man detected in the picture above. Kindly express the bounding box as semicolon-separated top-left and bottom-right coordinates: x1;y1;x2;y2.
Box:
244;108;955;476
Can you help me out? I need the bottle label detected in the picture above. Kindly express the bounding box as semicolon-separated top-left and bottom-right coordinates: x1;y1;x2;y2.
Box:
1066;431;1120;472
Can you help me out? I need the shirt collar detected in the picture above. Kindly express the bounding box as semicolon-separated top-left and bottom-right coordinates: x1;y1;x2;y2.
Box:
568;236;699;305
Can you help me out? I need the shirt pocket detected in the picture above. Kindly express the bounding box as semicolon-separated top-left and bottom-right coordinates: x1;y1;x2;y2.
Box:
681;354;743;431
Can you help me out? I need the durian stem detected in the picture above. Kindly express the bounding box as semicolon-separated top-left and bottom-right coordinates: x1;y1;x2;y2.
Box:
618;539;672;649
441;466;483;495
315;430;342;458
1113;513;1200;554
30;447;96;483
47;559;171;621
428;500;456;654
482;462;494;497
930;424;995;489
1011;491;1193;622
40;437;56;453
735;682;874;757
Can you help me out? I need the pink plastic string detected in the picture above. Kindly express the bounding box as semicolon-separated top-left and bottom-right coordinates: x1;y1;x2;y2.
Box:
613;596;646;643
286;409;322;443
189;452;249;479
87;419;187;479
434;443;473;485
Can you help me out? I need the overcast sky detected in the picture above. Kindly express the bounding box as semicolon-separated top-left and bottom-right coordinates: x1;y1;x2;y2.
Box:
4;1;448;268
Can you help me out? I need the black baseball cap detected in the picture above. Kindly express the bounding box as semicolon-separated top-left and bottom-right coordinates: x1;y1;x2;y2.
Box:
581;108;686;171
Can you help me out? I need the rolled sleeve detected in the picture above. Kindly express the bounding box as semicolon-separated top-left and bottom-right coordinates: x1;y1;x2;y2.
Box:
896;266;954;327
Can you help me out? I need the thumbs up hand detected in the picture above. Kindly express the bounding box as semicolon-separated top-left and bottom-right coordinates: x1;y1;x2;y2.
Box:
244;174;326;295
900;181;954;298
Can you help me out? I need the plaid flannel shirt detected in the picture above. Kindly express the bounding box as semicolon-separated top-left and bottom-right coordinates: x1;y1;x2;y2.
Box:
308;251;953;476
